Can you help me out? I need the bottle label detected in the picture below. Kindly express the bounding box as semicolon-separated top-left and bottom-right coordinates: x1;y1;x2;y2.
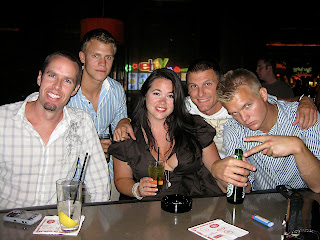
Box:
227;183;233;197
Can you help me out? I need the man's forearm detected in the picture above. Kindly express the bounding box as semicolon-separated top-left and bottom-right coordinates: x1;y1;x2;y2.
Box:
293;138;320;193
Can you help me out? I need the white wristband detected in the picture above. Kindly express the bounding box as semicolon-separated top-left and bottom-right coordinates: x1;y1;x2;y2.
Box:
132;182;143;200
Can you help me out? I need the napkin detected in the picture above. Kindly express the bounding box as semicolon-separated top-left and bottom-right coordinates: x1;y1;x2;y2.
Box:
188;219;249;240
33;215;85;236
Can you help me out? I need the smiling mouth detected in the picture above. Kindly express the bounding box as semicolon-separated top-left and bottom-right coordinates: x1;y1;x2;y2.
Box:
48;92;61;99
156;107;166;112
197;98;210;103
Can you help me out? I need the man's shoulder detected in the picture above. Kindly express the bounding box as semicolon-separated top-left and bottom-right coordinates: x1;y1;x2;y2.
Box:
277;99;298;107
65;106;92;120
276;79;292;88
223;118;250;139
263;79;291;88
0;101;23;110
103;78;126;103
277;100;298;117
224;117;241;128
0;101;24;118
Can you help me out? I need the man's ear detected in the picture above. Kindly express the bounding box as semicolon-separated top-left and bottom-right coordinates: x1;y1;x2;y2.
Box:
71;84;80;97
37;70;42;86
79;51;85;64
259;87;268;101
266;65;273;73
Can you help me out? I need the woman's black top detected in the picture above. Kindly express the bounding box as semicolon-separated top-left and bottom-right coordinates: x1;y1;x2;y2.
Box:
109;115;223;199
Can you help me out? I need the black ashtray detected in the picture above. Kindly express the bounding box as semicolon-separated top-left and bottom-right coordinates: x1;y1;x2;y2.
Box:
161;194;192;213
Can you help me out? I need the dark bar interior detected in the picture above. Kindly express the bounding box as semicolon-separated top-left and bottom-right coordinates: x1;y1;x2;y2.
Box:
2;1;320;111
1;2;320;239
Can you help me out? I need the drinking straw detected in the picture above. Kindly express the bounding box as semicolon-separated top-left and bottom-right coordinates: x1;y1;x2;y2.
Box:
78;153;88;183
70;153;89;219
72;156;80;179
72;153;88;204
157;147;160;165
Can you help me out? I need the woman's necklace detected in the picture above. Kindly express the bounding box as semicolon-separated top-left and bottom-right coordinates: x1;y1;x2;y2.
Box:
165;169;171;188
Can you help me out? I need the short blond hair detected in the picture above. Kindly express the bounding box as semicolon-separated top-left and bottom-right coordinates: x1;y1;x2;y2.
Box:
80;28;117;55
216;68;262;103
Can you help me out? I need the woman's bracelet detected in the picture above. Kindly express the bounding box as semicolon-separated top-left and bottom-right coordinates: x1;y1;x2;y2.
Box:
132;182;143;200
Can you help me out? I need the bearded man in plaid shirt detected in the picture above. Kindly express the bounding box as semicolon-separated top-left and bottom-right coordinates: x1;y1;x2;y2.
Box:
0;51;111;210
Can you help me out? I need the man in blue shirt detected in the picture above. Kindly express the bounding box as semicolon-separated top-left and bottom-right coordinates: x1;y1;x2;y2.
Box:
68;29;127;200
216;68;320;193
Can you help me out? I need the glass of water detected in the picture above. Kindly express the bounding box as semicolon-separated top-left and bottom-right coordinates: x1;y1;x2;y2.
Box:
56;178;82;232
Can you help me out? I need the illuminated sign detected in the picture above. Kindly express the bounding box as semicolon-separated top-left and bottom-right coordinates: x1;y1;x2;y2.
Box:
292;67;312;75
125;58;188;73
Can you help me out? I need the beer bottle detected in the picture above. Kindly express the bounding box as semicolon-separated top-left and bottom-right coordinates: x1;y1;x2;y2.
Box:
227;149;245;204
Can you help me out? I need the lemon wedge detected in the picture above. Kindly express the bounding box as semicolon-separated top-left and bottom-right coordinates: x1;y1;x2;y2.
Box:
58;212;79;228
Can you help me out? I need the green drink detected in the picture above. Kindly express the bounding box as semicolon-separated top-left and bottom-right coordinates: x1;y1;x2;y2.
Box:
148;162;165;192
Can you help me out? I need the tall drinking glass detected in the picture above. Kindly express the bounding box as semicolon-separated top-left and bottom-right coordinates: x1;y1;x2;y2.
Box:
56;178;82;232
148;161;165;193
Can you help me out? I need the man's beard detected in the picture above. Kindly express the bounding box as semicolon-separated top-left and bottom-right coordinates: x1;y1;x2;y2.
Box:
44;102;57;111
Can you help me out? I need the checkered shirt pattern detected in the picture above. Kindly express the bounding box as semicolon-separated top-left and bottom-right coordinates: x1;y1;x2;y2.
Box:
0;93;111;210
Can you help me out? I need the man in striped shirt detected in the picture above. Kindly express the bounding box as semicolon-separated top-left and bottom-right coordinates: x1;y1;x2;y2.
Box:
0;52;111;210
115;59;318;193
67;29;127;200
216;68;320;193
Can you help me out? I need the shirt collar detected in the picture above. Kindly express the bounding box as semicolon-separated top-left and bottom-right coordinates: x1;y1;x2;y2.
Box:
12;92;39;121
12;92;70;123
77;76;111;103
102;76;111;91
185;96;227;119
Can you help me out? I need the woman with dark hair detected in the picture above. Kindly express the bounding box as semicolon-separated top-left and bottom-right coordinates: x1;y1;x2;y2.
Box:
109;68;223;200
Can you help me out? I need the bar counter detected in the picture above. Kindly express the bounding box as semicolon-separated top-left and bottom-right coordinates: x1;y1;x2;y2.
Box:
1;190;318;240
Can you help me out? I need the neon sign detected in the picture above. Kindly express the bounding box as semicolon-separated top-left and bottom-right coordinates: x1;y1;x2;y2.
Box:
125;58;188;73
292;67;312;75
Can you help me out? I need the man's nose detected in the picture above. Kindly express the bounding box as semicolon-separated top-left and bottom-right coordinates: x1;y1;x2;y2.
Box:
53;79;62;90
240;112;248;122
256;67;260;74
198;87;205;97
99;57;107;66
